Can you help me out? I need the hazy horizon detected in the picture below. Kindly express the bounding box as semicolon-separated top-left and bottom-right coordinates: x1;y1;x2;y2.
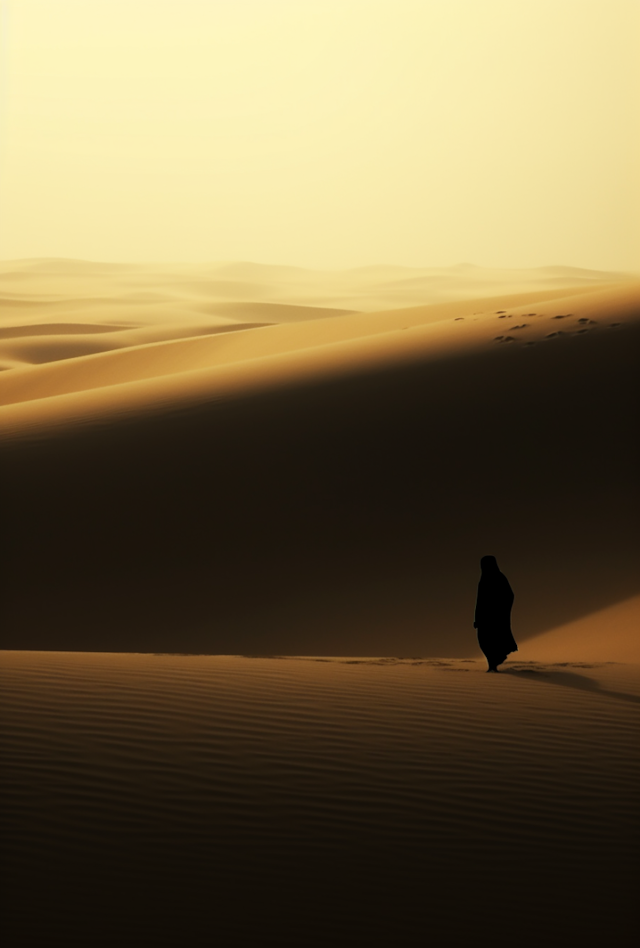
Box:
1;257;639;278
1;0;639;271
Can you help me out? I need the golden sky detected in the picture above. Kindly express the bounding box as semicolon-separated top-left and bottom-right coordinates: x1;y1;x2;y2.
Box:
1;0;639;270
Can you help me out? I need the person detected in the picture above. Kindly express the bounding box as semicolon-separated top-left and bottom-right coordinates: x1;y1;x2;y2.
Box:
473;555;518;671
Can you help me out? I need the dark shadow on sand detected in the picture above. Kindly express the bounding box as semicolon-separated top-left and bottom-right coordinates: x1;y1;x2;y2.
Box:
503;665;640;705
3;317;639;655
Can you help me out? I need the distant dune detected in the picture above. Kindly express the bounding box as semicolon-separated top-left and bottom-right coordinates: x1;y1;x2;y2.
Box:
1;261;638;655
1;256;636;313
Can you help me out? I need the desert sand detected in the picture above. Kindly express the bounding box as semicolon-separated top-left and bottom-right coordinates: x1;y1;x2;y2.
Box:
1;260;638;653
1;260;638;946
1;651;638;946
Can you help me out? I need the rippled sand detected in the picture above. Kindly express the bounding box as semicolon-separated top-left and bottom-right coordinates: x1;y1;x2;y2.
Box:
1;652;638;946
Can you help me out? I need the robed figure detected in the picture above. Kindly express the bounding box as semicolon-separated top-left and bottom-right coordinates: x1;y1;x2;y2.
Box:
474;555;518;671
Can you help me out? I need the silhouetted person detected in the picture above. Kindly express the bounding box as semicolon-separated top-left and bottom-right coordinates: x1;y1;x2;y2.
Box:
474;555;518;671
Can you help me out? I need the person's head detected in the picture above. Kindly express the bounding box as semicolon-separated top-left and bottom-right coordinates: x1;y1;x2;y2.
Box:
480;555;499;573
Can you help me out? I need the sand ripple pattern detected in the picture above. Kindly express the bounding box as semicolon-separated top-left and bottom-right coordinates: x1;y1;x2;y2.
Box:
1;653;639;947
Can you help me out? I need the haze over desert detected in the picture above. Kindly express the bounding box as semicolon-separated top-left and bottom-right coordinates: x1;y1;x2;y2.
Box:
2;1;639;945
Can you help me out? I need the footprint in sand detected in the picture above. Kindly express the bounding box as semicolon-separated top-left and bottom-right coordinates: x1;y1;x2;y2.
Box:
454;317;464;321
495;311;506;314
546;331;565;338
511;324;529;330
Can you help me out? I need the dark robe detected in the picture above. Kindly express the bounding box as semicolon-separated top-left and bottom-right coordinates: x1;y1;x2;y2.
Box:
474;569;518;668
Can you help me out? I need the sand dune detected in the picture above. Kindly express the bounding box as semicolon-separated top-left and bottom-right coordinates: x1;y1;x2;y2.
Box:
524;595;640;663
1;260;638;946
0;322;129;338
1;261;638;655
1;650;638;946
0;281;636;415
1;256;635;312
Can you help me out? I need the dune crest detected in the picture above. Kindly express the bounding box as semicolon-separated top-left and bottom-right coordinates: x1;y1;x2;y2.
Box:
1;279;638;428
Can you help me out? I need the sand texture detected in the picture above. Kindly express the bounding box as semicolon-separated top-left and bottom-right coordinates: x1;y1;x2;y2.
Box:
1;651;638;947
1;260;639;946
1;261;638;654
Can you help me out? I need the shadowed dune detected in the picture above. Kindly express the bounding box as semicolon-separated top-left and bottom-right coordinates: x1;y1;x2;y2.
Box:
0;335;129;365
192;300;357;321
1;270;638;654
0;322;129;338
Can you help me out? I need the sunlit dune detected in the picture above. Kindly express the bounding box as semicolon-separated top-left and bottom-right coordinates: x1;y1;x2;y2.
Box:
0;264;637;420
523;595;640;664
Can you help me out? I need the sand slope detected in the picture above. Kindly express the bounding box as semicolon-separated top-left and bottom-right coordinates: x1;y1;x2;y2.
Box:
1;651;638;946
0;282;626;415
1;263;638;654
524;595;640;663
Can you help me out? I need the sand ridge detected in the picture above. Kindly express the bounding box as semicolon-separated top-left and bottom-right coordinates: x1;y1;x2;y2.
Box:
0;279;638;433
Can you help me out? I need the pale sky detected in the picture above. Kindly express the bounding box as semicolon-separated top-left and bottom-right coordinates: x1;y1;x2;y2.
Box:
1;0;639;270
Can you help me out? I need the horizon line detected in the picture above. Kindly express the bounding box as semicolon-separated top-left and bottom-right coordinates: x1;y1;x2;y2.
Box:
1;256;638;277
